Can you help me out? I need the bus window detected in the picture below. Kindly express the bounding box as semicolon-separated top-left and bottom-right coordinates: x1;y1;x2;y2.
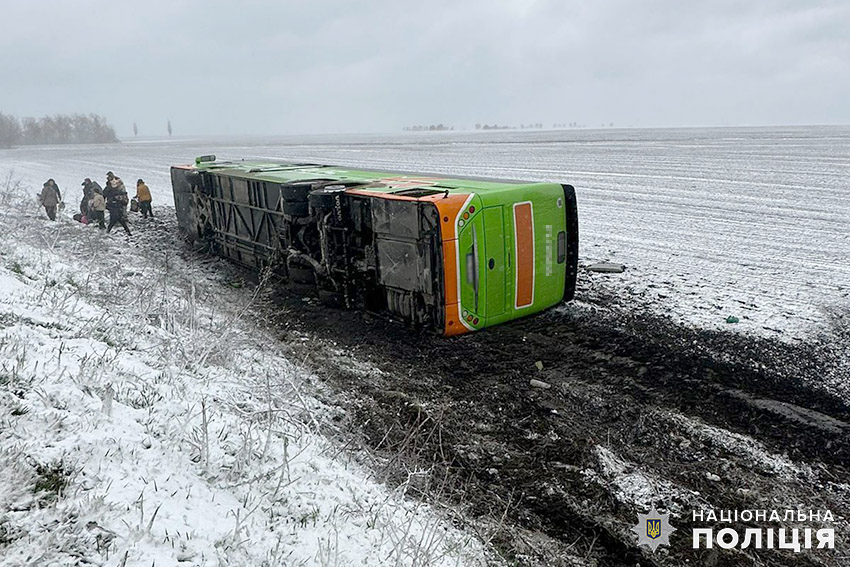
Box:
464;225;480;311
461;220;482;314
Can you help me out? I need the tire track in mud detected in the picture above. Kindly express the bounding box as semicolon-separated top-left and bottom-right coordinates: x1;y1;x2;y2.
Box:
265;287;850;566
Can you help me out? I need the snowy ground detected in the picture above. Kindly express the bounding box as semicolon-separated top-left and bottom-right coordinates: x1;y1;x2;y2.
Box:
3;125;848;340
0;178;488;566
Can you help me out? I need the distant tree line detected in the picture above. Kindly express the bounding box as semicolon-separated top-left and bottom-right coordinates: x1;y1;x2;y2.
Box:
403;124;454;132
475;123;513;130
552;122;615;129
0;112;119;148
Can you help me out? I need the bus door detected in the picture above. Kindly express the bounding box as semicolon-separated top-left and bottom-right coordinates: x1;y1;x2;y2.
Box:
482;206;506;317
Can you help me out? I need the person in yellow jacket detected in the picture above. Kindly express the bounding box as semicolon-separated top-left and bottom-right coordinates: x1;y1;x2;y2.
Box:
135;179;154;218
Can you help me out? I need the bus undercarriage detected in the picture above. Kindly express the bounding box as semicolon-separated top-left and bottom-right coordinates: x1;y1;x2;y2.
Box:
171;166;445;329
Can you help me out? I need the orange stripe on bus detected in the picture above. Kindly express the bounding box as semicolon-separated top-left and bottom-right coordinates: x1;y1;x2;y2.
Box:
346;189;418;201
444;302;469;336
514;202;534;308
433;194;473;334
441;240;459;305
431;193;474;242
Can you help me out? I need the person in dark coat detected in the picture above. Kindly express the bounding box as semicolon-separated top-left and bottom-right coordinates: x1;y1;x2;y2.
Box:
80;178;104;221
82;177;103;196
40;180;61;220
103;171;131;235
80;179;92;219
46;179;62;201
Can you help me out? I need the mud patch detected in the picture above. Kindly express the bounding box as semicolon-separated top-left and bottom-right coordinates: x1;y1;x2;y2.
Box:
263;278;850;566
148;211;849;566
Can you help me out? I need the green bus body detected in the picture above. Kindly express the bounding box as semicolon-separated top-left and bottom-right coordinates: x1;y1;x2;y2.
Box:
171;157;578;336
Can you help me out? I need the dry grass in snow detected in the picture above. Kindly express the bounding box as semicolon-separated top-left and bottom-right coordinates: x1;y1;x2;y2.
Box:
0;170;491;567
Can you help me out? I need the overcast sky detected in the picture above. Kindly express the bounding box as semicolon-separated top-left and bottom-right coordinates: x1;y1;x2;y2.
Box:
2;0;848;136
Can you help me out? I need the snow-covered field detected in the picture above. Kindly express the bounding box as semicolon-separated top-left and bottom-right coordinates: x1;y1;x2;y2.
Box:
4;125;848;339
0;178;487;565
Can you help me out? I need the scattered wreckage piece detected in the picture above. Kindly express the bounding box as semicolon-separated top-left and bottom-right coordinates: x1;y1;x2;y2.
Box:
587;262;626;274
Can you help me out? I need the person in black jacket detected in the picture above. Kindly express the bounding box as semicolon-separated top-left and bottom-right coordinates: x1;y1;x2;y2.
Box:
103;172;131;235
80;179;92;219
80;178;104;220
82;177;103;196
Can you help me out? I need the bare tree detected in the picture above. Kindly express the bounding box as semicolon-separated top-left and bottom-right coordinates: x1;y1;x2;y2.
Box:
0;113;22;148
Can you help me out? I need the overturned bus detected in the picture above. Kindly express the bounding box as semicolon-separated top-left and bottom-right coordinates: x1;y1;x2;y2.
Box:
171;156;578;336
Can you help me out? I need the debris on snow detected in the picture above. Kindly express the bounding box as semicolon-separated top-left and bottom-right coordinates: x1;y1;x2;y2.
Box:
586;262;627;274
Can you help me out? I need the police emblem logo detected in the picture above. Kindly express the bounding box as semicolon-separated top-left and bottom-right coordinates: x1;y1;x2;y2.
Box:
646;518;661;539
632;507;676;551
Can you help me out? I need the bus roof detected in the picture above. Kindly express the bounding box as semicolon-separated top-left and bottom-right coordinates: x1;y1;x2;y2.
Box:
190;159;560;195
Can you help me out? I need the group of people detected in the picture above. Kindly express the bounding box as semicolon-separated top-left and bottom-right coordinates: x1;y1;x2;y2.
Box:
40;172;154;235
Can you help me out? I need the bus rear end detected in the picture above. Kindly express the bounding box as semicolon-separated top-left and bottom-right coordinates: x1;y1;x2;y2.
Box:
442;183;578;335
